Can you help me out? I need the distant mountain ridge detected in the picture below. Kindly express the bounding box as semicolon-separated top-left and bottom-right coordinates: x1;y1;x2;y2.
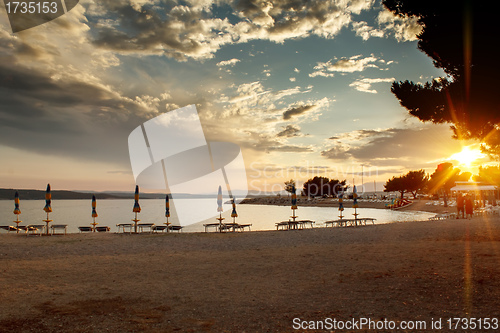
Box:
0;188;126;200
0;188;256;200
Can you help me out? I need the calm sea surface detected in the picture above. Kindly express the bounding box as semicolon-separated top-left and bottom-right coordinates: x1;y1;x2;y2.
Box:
0;199;435;233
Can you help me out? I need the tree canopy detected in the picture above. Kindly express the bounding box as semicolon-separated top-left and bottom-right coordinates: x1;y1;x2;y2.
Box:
474;165;500;186
302;176;347;197
383;0;500;156
284;179;296;195
427;162;471;195
384;169;428;199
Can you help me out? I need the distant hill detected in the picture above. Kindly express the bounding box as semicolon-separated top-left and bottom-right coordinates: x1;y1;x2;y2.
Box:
0;189;126;200
0;189;234;200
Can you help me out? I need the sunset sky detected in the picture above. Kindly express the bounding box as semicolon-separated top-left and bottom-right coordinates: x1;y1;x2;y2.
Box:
0;0;491;194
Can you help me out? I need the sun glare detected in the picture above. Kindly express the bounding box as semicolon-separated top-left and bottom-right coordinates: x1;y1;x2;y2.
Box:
450;146;485;166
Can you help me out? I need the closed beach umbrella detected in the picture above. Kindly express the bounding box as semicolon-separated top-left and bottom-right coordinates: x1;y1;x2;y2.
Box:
132;185;141;233
13;191;22;233
14;191;21;215
231;197;238;218
352;185;359;224
217;185;223;213
43;184;52;213
165;194;171;232
291;185;298;209
92;195;98;218
290;184;298;223
165;195;170;218
353;185;358;208
91;195;98;232
338;193;344;219
217;186;224;232
43;184;52;235
133;185;141;213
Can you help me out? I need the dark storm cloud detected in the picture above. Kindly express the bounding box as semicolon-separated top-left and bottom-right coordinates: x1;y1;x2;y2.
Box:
276;125;301;137
0;62;151;165
282;104;315;120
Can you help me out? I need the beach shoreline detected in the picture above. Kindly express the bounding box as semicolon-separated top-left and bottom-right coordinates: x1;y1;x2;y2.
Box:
1;215;499;332
241;196;454;214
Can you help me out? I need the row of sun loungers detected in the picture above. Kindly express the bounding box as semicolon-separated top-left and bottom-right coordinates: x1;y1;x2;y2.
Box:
275;220;315;230
0;224;67;235
203;222;252;232
1;223;182;234
114;223;183;233
324;218;376;227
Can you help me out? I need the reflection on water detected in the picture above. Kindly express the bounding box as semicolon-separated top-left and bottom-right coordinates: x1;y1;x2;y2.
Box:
0;199;435;234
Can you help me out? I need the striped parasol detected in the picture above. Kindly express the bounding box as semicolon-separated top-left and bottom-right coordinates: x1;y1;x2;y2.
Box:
338;192;344;219
290;184;298;222
43;184;52;235
291;185;297;209
352;185;359;223
133;185;141;213
231;197;238;218
230;196;238;227
91;195;98;231
92;195;98;218
352;185;358;208
14;191;21;215
132;185;141;233
13;191;22;233
43;184;52;213
165;195;170;218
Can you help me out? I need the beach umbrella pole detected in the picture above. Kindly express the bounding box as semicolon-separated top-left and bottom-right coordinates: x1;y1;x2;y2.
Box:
44;212;52;235
14;215;21;234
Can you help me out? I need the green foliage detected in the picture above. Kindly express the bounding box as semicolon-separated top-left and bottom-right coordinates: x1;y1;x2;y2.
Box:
384;169;429;199
474;165;500;185
284;179;296;194
302;176;348;197
427;163;471;194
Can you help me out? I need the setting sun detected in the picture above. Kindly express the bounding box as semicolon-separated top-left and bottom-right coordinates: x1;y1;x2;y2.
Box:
450;146;486;166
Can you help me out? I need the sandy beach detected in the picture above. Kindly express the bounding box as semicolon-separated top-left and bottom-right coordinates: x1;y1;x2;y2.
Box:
1;214;499;332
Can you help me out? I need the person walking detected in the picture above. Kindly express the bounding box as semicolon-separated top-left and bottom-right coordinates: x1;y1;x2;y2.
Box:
456;194;465;219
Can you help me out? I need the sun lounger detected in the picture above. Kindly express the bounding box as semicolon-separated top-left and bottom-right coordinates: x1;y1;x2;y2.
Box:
116;223;133;233
203;223;221;232
152;225;167;233
138;223;155;233
50;224;68;235
95;226;110;232
78;226;93;232
26;224;45;236
0;225;18;232
168;225;183;232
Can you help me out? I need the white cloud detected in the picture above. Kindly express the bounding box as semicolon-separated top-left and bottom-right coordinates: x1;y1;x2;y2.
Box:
349;77;395;93
87;0;378;61
376;8;422;42
351;21;384;40
216;58;241;67
309;55;385;77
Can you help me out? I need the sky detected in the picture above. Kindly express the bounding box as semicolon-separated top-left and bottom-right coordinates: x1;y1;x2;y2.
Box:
0;0;491;194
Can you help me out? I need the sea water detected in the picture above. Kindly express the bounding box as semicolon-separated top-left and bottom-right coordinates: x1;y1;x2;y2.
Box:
0;199;435;234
